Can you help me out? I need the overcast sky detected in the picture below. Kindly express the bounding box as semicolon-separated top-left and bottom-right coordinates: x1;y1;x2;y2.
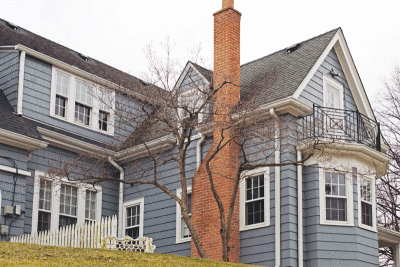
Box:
1;0;399;108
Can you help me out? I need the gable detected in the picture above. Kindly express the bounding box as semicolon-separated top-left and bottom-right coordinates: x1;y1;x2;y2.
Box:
293;29;375;121
175;62;211;92
298;48;358;112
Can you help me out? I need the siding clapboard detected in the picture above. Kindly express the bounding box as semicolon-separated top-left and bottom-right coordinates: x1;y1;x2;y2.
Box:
0;51;20;111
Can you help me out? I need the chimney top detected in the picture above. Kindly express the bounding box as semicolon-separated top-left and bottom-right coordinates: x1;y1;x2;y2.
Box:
222;0;234;9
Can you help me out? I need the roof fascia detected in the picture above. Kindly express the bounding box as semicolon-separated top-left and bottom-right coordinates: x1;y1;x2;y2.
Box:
292;29;375;120
37;127;113;156
114;135;176;163
292;32;339;99
378;226;400;246
0;128;48;152
334;29;375;120
12;45;147;102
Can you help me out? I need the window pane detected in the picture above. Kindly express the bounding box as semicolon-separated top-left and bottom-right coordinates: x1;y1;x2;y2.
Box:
126;227;139;239
56;72;69;96
326;197;346;221
362;202;373;226
75;103;91;125
85;191;96;220
38;211;51;232
59;215;77;229
39;180;52;211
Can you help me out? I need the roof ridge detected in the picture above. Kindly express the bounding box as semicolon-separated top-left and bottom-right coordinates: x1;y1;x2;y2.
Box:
0;18;151;89
240;27;340;68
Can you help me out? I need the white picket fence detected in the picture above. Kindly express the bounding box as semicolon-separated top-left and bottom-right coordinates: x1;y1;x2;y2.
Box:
11;216;117;248
10;216;155;253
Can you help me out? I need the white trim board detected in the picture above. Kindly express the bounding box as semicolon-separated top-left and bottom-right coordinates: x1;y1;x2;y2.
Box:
0;165;31;176
292;28;375;121
0;128;48;152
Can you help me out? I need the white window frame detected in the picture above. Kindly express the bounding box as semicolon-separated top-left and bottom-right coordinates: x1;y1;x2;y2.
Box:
319;167;354;226
32;170;102;233
358;175;377;232
176;187;192;243
323;75;344;109
50;66;115;136
123;198;144;239
239;166;270;231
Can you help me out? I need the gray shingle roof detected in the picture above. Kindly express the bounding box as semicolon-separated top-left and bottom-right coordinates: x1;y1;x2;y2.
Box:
0;19;151;95
191;28;339;106
0;90;42;140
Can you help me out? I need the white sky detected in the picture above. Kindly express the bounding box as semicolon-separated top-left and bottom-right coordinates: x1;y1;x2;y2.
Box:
1;0;399;109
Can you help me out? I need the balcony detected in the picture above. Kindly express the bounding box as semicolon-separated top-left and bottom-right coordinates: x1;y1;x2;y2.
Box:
299;105;381;152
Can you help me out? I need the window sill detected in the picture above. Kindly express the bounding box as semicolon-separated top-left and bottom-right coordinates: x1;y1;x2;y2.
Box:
176;237;191;244
359;223;377;232
320;219;354;227
240;221;270;232
49;114;114;136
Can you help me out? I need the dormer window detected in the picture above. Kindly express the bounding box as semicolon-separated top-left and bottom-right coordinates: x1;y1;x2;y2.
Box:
50;67;115;135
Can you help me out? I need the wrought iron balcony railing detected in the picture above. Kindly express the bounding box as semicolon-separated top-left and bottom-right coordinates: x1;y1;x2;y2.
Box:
299;105;381;152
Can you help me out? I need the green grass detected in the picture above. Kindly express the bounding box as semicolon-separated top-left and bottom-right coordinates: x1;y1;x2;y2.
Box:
0;242;258;266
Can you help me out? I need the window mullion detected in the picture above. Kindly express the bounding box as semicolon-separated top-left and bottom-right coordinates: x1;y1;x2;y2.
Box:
68;75;76;123
77;187;85;225
51;181;61;231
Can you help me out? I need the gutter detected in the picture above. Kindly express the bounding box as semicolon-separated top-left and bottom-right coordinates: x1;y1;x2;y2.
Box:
196;134;205;169
270;108;280;267
108;156;124;238
297;149;303;267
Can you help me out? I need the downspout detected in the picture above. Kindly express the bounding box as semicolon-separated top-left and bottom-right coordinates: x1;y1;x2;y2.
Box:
297;149;303;267
270;108;280;267
108;156;124;238
196;134;205;170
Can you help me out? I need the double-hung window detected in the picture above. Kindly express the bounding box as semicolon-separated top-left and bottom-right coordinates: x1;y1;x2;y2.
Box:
176;187;192;243
75;80;93;126
85;190;97;222
98;89;111;131
50;67;115;135
240;167;270;231
38;180;52;232
59;184;78;228
358;176;376;231
123;198;144;239
32;171;102;233
55;72;69;118
319;168;354;226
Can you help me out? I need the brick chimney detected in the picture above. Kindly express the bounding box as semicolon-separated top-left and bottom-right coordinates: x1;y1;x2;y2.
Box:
191;0;241;262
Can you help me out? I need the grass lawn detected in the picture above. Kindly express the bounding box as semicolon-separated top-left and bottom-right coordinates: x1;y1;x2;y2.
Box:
0;242;259;266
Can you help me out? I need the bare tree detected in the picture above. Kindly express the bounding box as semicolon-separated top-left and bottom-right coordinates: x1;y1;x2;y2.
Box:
46;38;322;261
376;66;400;266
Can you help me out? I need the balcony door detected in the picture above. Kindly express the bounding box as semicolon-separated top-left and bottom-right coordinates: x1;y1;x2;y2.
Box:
323;75;344;140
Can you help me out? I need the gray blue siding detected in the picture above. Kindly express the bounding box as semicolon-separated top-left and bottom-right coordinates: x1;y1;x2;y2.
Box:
0;51;20;111
299;49;358;112
123;140;198;257
0;143;29;239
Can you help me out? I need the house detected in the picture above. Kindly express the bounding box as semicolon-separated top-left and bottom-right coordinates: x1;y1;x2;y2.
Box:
0;1;397;266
